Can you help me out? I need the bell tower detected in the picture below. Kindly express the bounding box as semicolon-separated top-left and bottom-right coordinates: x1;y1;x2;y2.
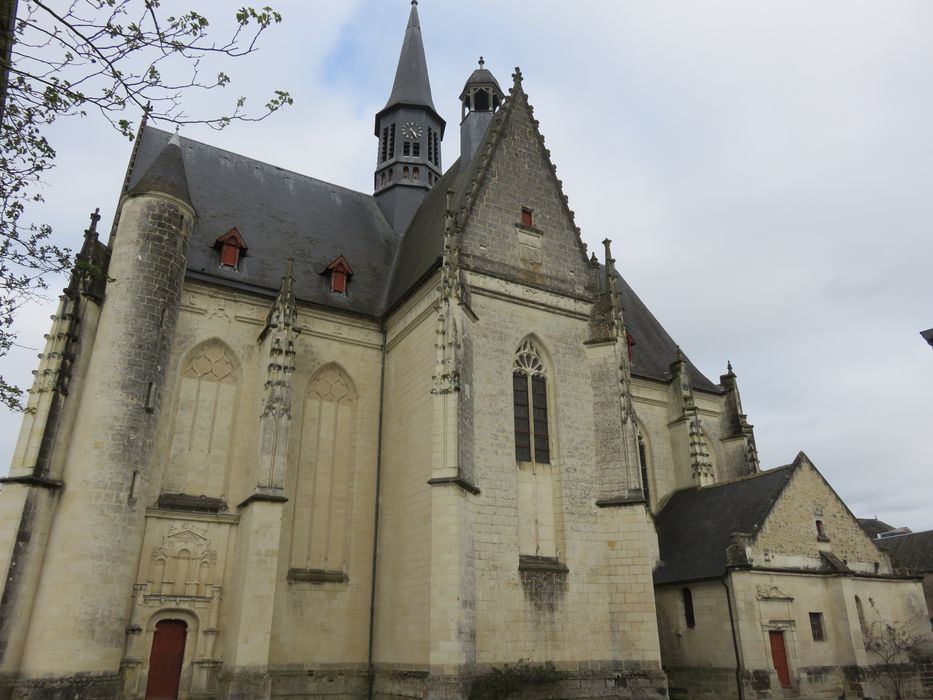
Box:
374;0;445;233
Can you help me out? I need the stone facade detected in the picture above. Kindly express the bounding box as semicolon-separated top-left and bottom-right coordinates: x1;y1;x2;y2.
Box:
0;5;929;700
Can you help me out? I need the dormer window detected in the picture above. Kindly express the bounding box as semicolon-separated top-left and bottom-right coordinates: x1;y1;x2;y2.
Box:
214;227;248;269
321;255;354;295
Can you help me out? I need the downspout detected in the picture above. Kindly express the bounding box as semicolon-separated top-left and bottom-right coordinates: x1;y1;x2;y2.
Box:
366;324;388;700
723;572;745;700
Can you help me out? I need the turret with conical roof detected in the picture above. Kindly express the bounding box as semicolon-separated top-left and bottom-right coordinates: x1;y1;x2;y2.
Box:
8;126;198;675
374;1;445;233
127;131;193;208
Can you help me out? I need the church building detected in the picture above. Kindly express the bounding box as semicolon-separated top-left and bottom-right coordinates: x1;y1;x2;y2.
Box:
0;3;930;699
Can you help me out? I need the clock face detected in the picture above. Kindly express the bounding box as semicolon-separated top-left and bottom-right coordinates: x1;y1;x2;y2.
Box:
403;121;423;139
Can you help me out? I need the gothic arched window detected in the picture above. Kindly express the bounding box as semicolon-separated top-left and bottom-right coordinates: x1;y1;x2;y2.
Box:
513;339;550;464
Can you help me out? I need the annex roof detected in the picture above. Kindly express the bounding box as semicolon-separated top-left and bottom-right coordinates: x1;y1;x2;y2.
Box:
653;461;798;585
857;517;897;539
875;530;933;574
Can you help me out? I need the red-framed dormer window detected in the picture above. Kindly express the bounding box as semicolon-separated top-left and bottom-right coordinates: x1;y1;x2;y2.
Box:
214;227;248;269
321;255;354;295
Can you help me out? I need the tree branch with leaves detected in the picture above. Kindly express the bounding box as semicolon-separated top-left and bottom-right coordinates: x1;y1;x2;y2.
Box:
0;0;292;409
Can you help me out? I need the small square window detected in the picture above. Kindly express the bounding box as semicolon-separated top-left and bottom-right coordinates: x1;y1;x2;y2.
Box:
403;142;411;156
521;208;534;227
413;142;421;157
809;612;825;641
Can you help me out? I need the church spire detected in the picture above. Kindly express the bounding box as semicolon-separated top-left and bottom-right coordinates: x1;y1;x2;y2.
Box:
381;1;436;115
373;1;445;233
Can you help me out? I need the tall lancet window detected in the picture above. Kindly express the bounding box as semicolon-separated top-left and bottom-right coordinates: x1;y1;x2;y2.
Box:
513;339;559;559
290;365;356;576
513;340;550;464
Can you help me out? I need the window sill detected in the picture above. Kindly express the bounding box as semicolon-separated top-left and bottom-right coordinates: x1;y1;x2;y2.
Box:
514;222;543;236
518;555;569;574
287;568;349;584
157;493;227;514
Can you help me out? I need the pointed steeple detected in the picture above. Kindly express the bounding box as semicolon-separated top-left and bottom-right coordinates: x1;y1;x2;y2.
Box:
382;1;436;115
128;132;193;208
373;1;445;233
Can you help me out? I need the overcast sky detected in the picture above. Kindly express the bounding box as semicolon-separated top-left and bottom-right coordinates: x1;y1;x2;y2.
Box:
2;1;930;530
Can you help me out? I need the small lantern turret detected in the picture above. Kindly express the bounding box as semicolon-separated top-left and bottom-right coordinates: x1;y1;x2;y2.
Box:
460;57;504;164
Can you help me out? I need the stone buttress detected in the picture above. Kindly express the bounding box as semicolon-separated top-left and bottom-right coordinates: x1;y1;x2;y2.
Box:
0;210;110;683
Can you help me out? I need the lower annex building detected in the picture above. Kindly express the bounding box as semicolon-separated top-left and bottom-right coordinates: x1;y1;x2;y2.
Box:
0;3;930;699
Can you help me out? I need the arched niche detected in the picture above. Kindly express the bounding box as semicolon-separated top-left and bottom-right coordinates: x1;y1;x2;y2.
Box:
163;340;241;498
289;363;358;575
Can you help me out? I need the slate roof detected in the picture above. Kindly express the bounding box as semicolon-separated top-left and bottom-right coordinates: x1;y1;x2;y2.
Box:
875;530;933;574
127;127;398;318
614;273;719;392
460;66;503;99
653;462;797;585
124;114;720;390
128;133;192;207
857;517;897;539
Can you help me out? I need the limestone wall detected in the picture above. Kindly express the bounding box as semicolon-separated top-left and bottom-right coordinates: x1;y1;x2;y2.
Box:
465;273;662;669
373;280;438;668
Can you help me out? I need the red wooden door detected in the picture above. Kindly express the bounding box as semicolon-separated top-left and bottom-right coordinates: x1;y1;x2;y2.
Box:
769;630;792;689
146;620;187;699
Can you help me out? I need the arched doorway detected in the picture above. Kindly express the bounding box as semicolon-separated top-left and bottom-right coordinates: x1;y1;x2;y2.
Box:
145;619;187;699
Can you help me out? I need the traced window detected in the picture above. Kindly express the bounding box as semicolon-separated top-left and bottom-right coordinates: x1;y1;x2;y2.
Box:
809;612;825;641
683;587;696;628
164;341;239;498
290;365;356;574
513;338;559;559
513;340;549;463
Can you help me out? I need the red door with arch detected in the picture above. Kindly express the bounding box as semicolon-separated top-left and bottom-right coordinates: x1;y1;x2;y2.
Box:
146;619;187;699
769;630;792;688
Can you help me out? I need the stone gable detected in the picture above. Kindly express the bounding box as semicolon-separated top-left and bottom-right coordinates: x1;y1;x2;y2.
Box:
458;83;598;301
753;457;891;574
